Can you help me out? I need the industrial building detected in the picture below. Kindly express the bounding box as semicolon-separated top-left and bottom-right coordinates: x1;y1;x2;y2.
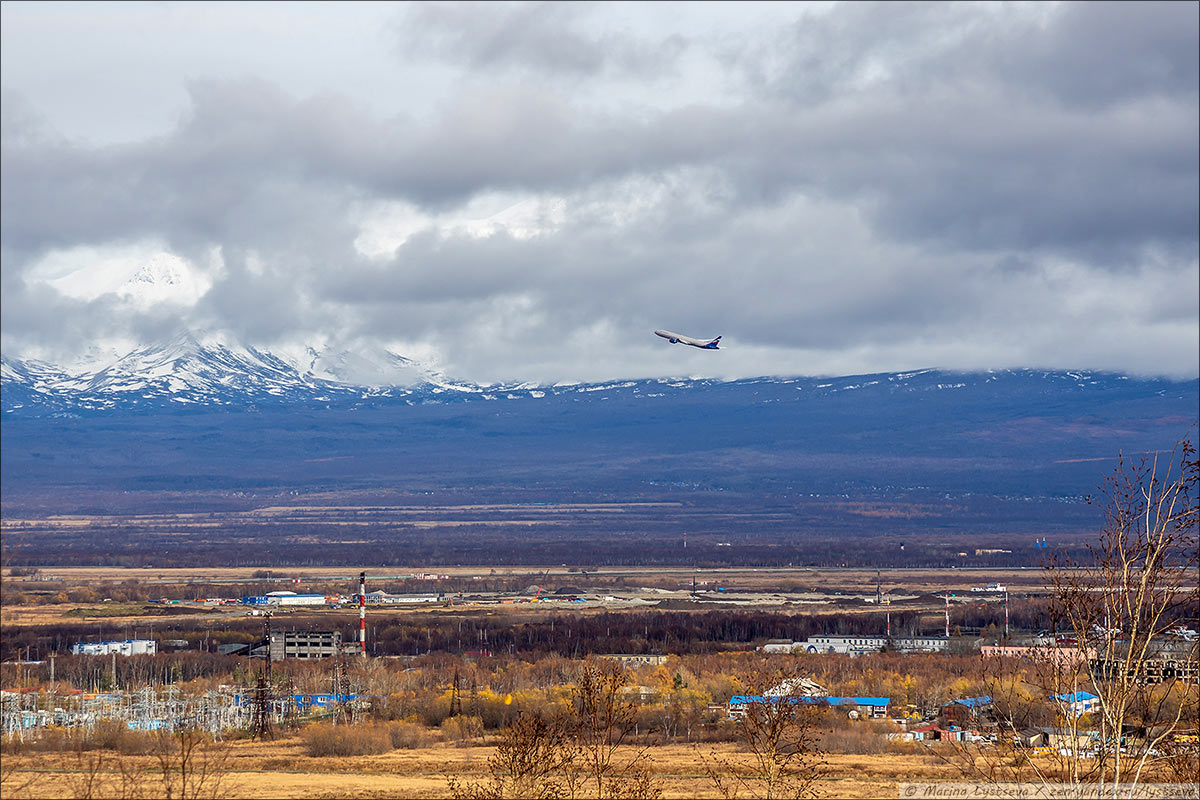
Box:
268;631;343;660
265;591;328;607
795;635;950;655
70;640;158;657
240;592;328;607
364;591;441;604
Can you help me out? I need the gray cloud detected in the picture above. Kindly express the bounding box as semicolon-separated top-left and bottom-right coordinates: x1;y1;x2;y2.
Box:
395;1;689;79
1;1;1196;381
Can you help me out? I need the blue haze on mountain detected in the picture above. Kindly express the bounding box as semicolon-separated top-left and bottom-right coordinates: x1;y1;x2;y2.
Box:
3;344;1196;546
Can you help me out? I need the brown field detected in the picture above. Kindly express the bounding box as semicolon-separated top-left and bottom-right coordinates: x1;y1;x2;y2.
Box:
3;565;1053;592
0;738;962;799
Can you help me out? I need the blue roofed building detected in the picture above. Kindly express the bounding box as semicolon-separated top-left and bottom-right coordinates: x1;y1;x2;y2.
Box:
1052;690;1100;718
940;695;994;726
728;695;891;720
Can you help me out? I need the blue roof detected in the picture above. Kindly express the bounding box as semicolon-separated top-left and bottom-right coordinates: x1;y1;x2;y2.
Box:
1052;691;1098;702
731;695;890;708
951;696;993;708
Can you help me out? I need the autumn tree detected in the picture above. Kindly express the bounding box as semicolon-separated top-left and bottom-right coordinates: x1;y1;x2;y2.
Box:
570;660;660;799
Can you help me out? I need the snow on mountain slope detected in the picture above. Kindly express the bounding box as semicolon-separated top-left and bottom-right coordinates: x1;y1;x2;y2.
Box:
1;331;470;411
70;332;341;404
4;333;1195;416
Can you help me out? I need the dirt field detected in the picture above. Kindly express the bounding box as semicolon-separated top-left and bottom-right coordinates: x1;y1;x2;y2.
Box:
0;739;962;799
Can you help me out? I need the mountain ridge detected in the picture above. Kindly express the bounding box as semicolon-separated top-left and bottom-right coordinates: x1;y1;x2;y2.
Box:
3;344;1196;415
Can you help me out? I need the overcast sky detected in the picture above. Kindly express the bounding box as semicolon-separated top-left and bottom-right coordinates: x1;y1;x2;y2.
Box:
2;1;1197;383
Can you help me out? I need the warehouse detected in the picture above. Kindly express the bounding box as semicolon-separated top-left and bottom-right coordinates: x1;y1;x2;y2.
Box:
265;591;328;607
70;639;158;656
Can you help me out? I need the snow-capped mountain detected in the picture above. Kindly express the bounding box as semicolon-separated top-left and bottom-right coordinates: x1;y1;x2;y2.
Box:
1;332;471;412
43;250;212;309
4;332;1197;418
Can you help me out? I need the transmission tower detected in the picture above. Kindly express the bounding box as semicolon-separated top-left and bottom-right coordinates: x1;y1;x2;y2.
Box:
249;613;274;740
449;667;463;717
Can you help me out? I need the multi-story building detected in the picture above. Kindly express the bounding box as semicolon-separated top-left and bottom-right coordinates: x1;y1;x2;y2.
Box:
794;635;950;655
598;654;668;666
268;631;342;660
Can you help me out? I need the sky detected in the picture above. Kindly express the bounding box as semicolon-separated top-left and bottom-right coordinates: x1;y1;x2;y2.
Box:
2;1;1197;384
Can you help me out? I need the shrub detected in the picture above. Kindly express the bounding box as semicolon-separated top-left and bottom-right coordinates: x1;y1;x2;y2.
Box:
90;721;156;755
1;722;156;755
300;722;391;757
440;715;484;746
819;725;888;755
388;721;433;749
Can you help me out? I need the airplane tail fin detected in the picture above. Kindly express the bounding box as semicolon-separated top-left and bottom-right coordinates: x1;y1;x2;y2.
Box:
703;336;722;350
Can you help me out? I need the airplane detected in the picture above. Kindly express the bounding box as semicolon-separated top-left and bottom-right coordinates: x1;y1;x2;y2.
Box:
654;330;721;350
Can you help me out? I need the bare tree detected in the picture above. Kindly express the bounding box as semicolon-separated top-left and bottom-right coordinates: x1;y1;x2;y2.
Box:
446;660;658;800
1045;438;1198;791
570;660;660;800
702;663;827;799
447;712;581;800
945;437;1199;791
150;728;235;800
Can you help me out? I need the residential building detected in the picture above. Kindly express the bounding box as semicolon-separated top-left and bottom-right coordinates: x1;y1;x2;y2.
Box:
797;635;950;655
940;696;993;726
729;695;890;720
1052;691;1100;718
981;645;1091;667
598;654;668;666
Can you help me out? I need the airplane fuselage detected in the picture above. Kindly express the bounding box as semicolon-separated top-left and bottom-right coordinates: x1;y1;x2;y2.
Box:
655;330;721;350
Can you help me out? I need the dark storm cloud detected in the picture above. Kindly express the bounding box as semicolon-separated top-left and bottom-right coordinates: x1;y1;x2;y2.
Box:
728;1;1200;260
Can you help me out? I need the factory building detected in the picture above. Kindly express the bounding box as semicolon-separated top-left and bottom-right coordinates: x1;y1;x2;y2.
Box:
268;631;342;660
70;639;158;657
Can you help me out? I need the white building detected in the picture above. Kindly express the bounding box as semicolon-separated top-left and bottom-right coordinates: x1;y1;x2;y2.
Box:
265;591;327;607
70;639;158;656
796;635;950;655
364;591;442;605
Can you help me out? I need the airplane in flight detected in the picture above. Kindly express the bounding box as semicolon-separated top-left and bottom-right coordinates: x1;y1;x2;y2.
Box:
655;330;721;350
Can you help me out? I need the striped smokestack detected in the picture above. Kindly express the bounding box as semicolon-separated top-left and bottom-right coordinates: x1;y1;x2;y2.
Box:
359;571;366;657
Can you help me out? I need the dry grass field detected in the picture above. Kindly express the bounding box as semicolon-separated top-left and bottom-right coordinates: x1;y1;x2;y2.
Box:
0;738;964;799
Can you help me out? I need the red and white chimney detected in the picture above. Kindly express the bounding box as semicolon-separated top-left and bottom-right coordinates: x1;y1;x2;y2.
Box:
359;571;367;656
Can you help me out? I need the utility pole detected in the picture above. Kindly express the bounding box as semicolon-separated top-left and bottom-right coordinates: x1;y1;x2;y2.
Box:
359;571;367;657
